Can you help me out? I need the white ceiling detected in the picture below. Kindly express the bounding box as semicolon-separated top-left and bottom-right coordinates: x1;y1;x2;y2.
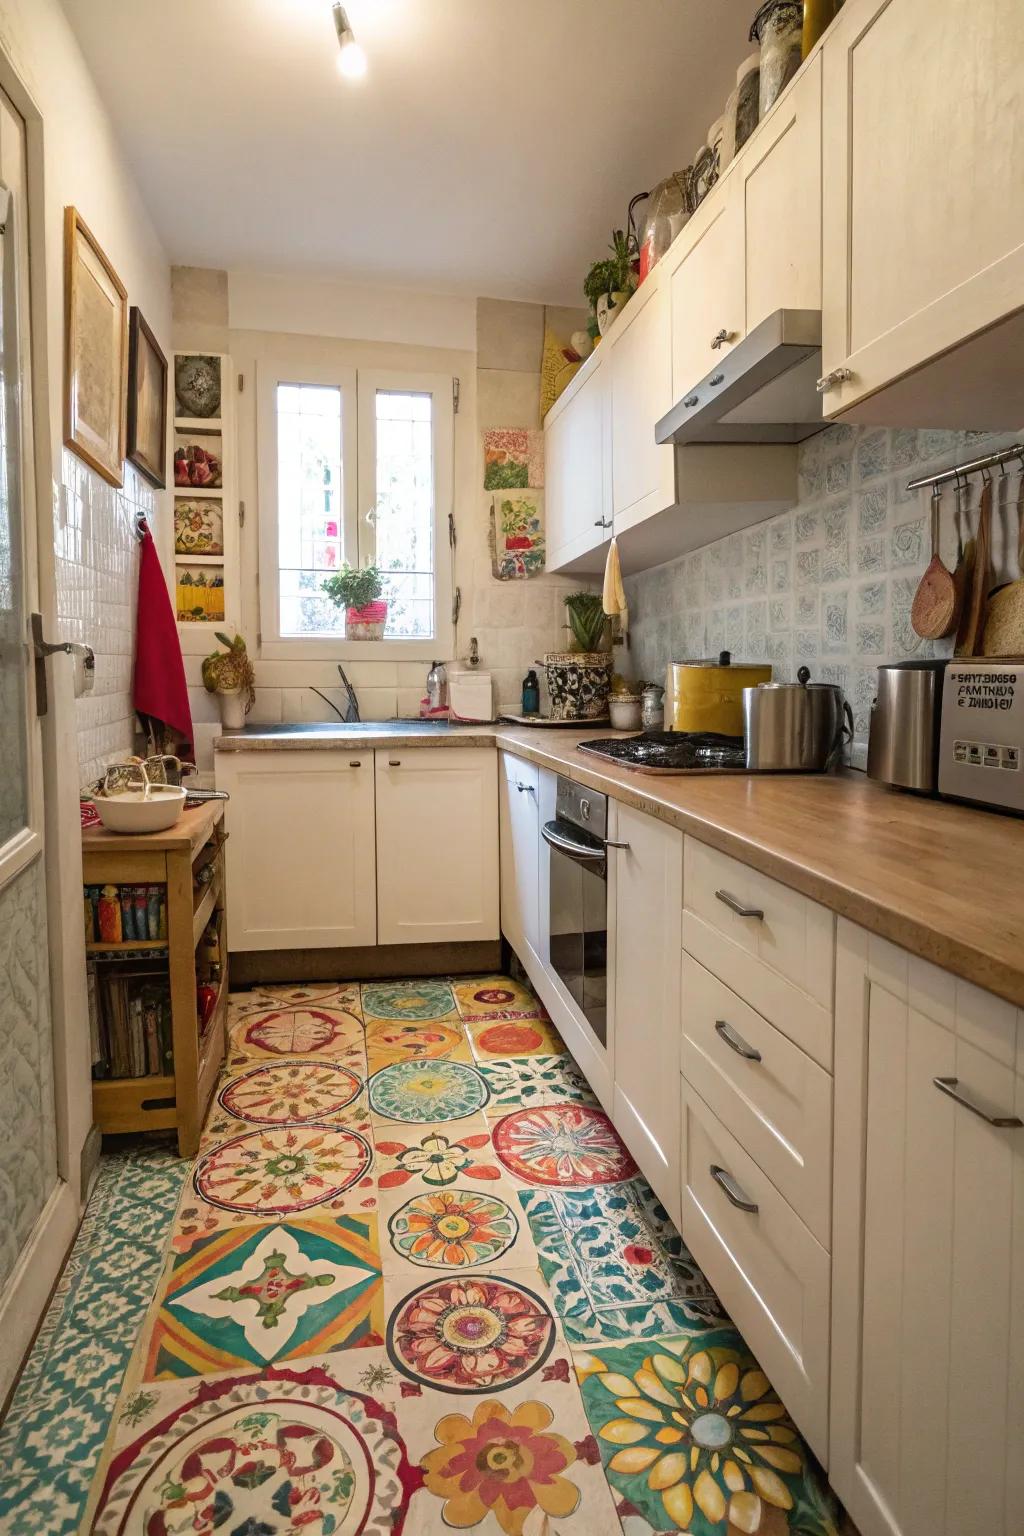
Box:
60;0;754;305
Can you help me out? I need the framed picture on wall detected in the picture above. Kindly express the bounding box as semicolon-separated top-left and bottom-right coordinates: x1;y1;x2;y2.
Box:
63;206;128;487
127;306;168;488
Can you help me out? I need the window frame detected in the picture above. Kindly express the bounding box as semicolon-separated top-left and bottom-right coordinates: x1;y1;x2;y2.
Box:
257;356;454;660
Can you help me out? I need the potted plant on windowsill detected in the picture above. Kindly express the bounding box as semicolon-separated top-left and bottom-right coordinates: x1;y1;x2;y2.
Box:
202;632;256;730
542;592;614;721
322;562;389;641
584;228;637;338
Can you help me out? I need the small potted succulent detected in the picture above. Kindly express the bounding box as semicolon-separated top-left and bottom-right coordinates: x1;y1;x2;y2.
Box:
583;229;637;337
543;592;614;721
322;562;389;640
202;632;256;730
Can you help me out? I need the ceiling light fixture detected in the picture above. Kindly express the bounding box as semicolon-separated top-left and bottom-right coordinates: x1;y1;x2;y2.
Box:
333;3;367;79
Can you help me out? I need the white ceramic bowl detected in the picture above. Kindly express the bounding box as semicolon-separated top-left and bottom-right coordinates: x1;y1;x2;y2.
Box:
92;786;187;834
609;696;642;731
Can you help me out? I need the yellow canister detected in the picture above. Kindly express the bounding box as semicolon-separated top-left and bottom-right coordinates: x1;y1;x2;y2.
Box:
666;654;772;736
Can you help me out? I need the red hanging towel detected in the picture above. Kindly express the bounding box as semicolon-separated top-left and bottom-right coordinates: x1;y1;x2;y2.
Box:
132;521;194;759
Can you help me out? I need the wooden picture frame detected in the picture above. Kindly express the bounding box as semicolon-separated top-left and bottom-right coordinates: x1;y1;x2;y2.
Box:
127;306;168;488
63;206;128;488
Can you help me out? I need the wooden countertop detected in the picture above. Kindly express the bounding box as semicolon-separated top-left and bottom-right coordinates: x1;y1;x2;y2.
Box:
495;727;1024;1009
82;799;224;856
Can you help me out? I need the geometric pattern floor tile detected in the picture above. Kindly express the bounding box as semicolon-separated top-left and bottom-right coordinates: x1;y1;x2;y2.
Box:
2;973;849;1536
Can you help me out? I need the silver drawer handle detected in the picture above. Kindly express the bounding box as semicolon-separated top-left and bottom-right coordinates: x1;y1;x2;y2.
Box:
710;1164;759;1213
816;367;854;394
348;760;362;767
933;1076;1023;1129
715;1019;762;1062
714;888;764;920
594;517;613;529
388;758;401;766
515;782;536;795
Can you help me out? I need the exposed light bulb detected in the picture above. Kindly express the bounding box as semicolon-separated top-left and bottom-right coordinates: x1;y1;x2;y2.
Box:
332;4;367;80
336;38;367;78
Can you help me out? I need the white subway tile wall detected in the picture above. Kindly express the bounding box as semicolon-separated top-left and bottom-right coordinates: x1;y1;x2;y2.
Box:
55;448;157;786
623;425;1024;767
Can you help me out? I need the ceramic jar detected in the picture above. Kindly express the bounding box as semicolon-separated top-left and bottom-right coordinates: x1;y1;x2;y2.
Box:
750;0;804;118
543;652;613;721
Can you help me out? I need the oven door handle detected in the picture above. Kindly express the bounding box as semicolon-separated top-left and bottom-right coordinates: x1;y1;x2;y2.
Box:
541;822;607;864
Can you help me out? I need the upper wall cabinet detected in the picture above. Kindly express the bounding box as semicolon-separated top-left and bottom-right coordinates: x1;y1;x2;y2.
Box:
667;54;822;405
820;0;1024;425
544;349;611;574
606;271;676;536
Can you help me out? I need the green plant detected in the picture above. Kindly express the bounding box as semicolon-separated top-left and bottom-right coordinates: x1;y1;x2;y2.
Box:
201;632;255;708
583;228;637;312
564;591;610;653
322;562;386;611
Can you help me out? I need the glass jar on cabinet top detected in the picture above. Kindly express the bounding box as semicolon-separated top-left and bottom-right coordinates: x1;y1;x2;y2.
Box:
750;0;803;118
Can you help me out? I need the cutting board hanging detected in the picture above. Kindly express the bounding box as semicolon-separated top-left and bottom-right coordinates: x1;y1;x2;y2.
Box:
982;475;1024;656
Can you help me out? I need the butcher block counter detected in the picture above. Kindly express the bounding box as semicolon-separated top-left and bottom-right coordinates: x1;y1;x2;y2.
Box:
495;725;1024;1008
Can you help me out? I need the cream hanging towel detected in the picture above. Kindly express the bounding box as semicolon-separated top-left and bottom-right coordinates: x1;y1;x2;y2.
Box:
602;535;628;638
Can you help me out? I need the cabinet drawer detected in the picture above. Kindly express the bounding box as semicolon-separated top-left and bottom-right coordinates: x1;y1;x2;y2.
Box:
683;838;834;1068
681;1080;830;1463
681;955;833;1247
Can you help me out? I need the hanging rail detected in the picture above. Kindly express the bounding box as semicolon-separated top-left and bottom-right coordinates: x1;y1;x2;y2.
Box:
906;441;1024;493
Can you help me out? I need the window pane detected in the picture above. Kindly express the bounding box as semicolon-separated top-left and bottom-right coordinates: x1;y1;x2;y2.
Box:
374;390;434;640
276;382;345;636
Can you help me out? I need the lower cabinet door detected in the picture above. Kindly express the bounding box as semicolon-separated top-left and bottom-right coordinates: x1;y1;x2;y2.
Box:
375;748;499;945
681;1079;831;1465
216;750;376;950
611;801;683;1223
832;924;1024;1536
499;752;540;962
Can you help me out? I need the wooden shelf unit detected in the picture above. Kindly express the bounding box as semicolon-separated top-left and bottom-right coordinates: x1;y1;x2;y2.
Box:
83;802;227;1156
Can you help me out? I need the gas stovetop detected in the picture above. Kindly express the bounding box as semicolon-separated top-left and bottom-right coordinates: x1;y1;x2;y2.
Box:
577;731;747;775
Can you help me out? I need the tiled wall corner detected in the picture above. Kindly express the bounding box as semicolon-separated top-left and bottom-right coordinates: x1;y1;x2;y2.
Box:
55;450;158;786
624;424;1024;767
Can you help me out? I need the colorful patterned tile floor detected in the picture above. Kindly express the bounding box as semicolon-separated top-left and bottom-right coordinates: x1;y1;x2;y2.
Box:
1;975;851;1535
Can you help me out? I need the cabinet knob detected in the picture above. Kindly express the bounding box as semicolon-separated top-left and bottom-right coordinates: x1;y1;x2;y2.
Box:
709;373;725;387
388;759;401;767
594;517;612;529
683;394;700;409
348;760;362;767
710;328;734;349
816;367;854;394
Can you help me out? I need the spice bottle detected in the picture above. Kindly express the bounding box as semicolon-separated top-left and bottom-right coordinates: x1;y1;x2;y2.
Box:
521;669;540;716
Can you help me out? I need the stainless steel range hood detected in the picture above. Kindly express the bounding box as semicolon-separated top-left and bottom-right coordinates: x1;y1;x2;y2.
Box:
655;308;824;446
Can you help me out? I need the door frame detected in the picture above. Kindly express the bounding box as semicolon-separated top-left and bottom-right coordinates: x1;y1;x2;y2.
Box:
0;50;96;1402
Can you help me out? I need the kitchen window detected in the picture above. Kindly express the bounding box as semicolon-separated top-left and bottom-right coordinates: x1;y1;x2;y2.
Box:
257;359;454;656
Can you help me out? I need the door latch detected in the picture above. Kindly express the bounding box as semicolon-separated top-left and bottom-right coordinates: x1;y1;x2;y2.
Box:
30;612;94;716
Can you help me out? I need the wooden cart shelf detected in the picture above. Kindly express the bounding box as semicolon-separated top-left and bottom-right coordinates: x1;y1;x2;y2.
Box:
83;801;227;1157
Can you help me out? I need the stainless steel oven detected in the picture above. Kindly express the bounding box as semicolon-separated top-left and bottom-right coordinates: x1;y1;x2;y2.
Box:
541;776;620;1048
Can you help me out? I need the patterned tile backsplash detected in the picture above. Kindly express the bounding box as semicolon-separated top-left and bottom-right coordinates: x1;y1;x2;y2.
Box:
55;449;158;786
623;424;1024;766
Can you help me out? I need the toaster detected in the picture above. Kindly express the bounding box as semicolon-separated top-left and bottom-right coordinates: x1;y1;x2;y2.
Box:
938;660;1023;814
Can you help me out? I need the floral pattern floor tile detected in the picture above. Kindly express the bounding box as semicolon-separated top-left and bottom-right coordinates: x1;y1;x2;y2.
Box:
3;974;848;1536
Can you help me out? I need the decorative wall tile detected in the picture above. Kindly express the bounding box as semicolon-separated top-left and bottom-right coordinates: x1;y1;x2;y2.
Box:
771;558;790;593
826;458;851;494
858;485;889;531
856;430;888;481
823;591;849;653
891;517;925;567
796;549;820;588
856;536;887;575
856;579;886;617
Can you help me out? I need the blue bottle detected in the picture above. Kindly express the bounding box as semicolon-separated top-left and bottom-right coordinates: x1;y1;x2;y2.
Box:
521;669;540;715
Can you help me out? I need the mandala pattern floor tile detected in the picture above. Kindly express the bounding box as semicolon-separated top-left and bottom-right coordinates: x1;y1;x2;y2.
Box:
3;974;845;1536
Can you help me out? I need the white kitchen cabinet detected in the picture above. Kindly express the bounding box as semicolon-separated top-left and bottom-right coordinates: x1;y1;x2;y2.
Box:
606;271;675;536
498;752;540;966
375;748;498;945
667;179;744;404
543;348;611;573
820;0;1024;424
610;800;683;1223
216;749;376;950
831;922;1024;1536
740;52;821;331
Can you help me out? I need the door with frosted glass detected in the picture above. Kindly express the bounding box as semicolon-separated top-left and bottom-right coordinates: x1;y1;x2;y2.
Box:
0;89;58;1302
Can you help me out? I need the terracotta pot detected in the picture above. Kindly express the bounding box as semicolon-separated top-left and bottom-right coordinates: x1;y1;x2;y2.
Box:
346;600;388;641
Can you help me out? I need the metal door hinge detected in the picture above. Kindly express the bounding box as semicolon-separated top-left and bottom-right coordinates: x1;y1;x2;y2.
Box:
239;500;246;527
453;377;460;414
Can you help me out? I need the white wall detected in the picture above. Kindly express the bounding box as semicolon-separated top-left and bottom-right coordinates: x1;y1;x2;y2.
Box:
0;0;173;783
228;269;476;352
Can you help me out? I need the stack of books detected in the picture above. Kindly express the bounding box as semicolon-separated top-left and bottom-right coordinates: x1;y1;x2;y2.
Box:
85;883;168;945
90;967;173;1079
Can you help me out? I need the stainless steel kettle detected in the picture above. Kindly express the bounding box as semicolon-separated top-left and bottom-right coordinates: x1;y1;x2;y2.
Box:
743;667;853;771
